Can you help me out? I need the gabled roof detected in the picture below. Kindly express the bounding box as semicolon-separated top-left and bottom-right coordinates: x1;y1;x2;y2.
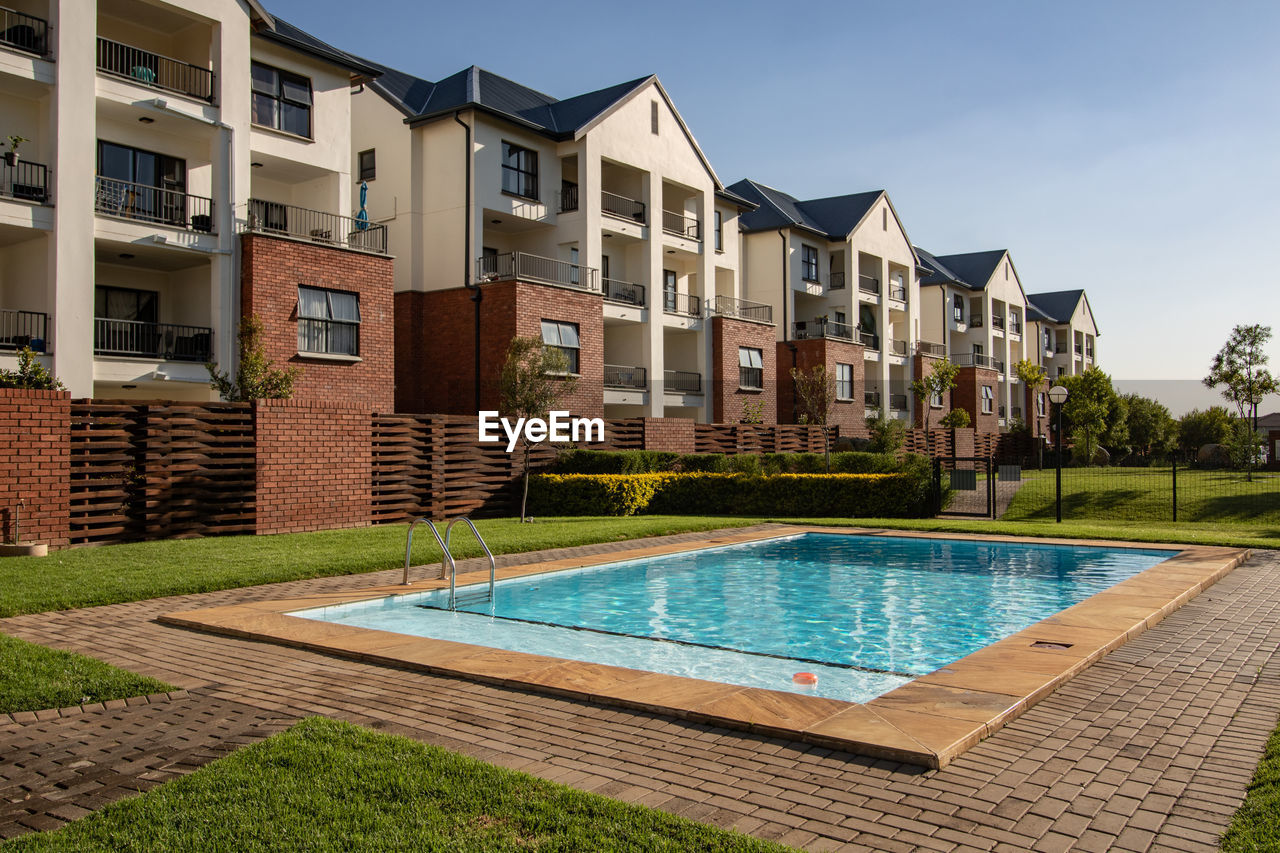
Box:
254;17;381;81
918;249;1008;291
1026;290;1086;325
366;62;650;139
914;246;973;288
729;179;883;240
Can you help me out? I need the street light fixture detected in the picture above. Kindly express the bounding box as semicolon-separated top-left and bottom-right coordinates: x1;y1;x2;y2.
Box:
1048;384;1069;522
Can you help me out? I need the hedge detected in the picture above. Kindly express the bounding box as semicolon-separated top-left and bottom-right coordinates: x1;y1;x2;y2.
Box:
529;471;934;518
553;449;920;476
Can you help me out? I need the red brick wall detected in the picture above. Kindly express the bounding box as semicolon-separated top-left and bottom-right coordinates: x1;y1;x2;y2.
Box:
710;317;776;424
954;367;1000;435
1024;383;1050;440
240;234;394;411
775;339;866;436
254;399;372;535
0;388;69;548
641;416;696;453
405;281;603;418
912;354;954;430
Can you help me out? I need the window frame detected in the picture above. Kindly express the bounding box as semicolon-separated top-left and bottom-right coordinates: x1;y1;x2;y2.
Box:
714;210;723;252
981;385;994;414
297;285;361;357
358;149;376;181
501;141;539;200
930;389;944;408
801;245;819;283
738;346;764;390
835;362;854;401
540;319;580;375
251;61;313;139
1037;391;1046;417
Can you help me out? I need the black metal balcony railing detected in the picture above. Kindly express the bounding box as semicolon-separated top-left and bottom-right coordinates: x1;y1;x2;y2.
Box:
916;340;946;357
96;176;214;232
1055;342;1068;354
663;290;701;318
864;390;881;407
96;37;215;103
993;358;1006;373
889;284;908;302
559;182;578;213
858;274;880;294
1075;344;1084;355
0;309;47;351
991;315;1005;330
890;394;908;411
891;339;908;356
476;251;599;293
246;199;389;254
792;320;854;343
856;329;879;348
969;314;984;328
602;190;645;222
662;209;700;240
1012;407;1023;420
665;369;701;394
829;270;846;290
0;159;49;203
604;364;647;389
94;318;212;362
0;5;48;55
603;278;645;306
950;352;996;369
711;296;772;324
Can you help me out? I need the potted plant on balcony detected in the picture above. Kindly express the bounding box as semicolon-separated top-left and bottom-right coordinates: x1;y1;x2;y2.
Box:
3;135;27;167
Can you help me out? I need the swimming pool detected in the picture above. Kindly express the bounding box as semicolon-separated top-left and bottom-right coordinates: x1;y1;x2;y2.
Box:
294;532;1170;702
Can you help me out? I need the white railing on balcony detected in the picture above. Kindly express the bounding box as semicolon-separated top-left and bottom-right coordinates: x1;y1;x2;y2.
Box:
476;252;599;292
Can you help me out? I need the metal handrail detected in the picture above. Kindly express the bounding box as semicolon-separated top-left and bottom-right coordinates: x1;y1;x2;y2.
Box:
665;369;702;393
793;319;854;342
663;290;701;317
0;309;48;351
602;190;645;222
403;516;453;585
95;175;215;233
245;198;389;254
476;251;599;292
0;159;50;203
662;209;700;240
0;5;49;55
858;274;880;294
603;277;644;306
96;36;215;103
559;182;578;213
889;284;908;302
916;341;945;357
891;339;908;356
94;318;212;361
828;270;846;290
991;315;1006;330
445;516;496;610
604;364;647;388
711;296;772;323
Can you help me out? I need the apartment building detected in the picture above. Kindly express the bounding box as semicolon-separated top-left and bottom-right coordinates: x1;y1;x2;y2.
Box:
1026;289;1099;380
353;63;771;422
916;248;1031;434
0;0;393;407
729;180;924;434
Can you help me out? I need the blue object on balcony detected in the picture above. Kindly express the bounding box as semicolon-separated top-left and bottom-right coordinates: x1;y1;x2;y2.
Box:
30;338;44;353
354;180;369;231
131;65;156;83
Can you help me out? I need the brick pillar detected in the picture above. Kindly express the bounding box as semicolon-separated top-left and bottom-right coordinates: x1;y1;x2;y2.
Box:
641;417;696;453
0;389;70;548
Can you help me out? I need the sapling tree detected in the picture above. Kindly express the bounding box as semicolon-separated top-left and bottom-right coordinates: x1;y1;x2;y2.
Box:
0;347;64;390
790;365;836;469
910;357;959;449
206;315;302;401
1205;324;1278;430
499;335;577;522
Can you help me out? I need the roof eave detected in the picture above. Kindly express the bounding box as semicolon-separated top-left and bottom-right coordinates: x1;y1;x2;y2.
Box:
253;30;382;82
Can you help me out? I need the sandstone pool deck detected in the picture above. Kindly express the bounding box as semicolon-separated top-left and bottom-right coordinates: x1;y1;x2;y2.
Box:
2;523;1278;851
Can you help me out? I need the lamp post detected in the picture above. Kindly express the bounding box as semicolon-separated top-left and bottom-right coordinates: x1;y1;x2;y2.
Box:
1048;384;1069;523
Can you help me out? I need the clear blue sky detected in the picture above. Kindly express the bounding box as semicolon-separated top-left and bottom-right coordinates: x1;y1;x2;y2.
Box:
268;0;1280;391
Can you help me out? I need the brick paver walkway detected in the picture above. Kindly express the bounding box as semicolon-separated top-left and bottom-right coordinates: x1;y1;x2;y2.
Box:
2;526;1278;851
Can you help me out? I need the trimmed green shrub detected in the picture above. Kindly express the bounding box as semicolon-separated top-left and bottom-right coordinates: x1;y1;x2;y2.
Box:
677;453;761;474
528;473;677;516
553;449;681;474
555;449;923;477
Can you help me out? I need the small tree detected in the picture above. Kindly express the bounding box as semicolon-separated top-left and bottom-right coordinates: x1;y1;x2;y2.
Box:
1014;358;1046;432
791;365;837;468
1222;418;1264;476
0;347;64;390
910;357;959;437
940;408;970;428
1060;367;1117;466
206;315;301;401
1205;324;1278;429
1177;406;1233;456
1122;394;1176;459
499;336;577;522
865;415;904;454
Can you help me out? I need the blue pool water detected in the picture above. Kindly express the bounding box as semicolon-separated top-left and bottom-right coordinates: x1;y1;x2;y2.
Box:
295;533;1172;702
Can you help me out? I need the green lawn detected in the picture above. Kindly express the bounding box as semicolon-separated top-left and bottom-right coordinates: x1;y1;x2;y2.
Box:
0;717;792;853
1221;715;1280;852
1001;466;1280;524
0;633;174;715
0;516;759;618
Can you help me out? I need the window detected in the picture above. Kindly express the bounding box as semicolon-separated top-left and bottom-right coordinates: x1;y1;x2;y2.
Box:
251;62;312;138
1043;328;1052;351
835;363;853;400
651;100;659;135
714;210;723;251
502;142;538;199
358;149;376;181
834;310;846;327
541;320;580;374
569;247;580;286
930;389;944;408
882;208;888;231
801;245;819;282
1037;392;1046;417
981;385;994;414
95;286;158;323
298;286;360;356
96;141;186;224
953;293;963;322
1058;366;1066;378
738;347;763;389
663;269;677;312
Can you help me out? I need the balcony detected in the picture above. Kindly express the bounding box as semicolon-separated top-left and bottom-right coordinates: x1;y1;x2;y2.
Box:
602;277;645;307
829;271;846;290
662;210;700;240
998;405;1007;419
602;190;645;222
476;251;598;293
1055;342;1068;354
916;340;945;357
604;364;647;389
665;369;701;394
95;176;214;233
0;159;49;203
858;275;879;295
94;319;212;362
890;339;908;357
950;352;997;369
1009;318;1022;335
246;199;389;254
994;358;1006;372
558;182;578;213
793;319;854;343
0;309;47;351
991;315;1005;331
1086;346;1094;359
710;296;772;324
0;6;48;55
888;284;907;302
865;390;881;407
856;329;879;348
1012;407;1023;420
969;314;984;328
96;37;215;103
1074;344;1084;356
890;394;908;412
662;291;701;318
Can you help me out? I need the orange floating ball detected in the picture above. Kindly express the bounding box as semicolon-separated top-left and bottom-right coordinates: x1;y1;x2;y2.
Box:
792;672;818;686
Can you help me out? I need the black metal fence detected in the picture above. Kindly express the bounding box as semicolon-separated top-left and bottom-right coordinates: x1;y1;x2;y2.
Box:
712;296;772;324
246;199;389;254
1;159;50;203
95;176;215;233
0;309;47;351
603;278;645;306
604;364;647;389
0;6;48;55
662;290;701;318
96;37;216;103
94;319;213;362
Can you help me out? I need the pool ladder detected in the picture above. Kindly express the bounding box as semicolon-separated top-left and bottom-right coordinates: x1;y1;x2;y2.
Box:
402;516;496;610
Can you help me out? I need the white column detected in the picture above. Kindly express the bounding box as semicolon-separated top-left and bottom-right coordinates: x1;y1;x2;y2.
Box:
695;189;714;422
640;170;663;416
877;257;891;418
